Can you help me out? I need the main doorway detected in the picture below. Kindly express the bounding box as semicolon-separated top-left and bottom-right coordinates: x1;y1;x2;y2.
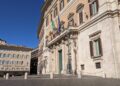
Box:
58;50;63;74
30;58;38;75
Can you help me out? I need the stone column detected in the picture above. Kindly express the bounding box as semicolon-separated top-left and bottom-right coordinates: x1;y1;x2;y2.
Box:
24;72;28;80
53;45;57;73
56;44;59;74
37;61;40;75
70;39;76;74
61;40;66;74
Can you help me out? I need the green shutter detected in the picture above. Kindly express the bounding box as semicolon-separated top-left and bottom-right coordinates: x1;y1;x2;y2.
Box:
59;50;62;73
89;41;94;58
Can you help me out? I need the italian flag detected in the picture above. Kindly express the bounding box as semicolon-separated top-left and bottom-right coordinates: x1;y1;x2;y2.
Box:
51;20;56;30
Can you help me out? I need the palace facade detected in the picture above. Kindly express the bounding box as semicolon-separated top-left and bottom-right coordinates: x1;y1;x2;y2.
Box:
0;39;32;77
38;0;120;78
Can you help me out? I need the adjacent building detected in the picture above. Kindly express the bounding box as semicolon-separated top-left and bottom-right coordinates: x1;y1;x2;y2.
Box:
38;0;120;78
0;39;32;77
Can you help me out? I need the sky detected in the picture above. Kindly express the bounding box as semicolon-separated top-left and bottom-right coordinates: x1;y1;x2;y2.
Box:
0;0;44;48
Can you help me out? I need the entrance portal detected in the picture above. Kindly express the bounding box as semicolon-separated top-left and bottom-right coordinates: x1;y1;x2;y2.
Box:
58;50;63;74
30;58;38;75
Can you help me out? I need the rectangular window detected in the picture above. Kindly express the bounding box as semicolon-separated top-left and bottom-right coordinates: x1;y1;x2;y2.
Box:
89;38;103;58
81;64;85;70
79;11;83;24
95;62;101;69
89;0;99;16
54;6;58;17
118;0;120;4
50;12;52;21
60;0;64;11
67;0;71;3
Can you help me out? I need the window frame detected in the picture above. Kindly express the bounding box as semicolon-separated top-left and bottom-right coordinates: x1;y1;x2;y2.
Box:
81;64;85;70
79;10;84;24
60;0;64;11
89;31;103;59
95;62;101;69
68;13;75;27
54;6;58;18
89;0;99;17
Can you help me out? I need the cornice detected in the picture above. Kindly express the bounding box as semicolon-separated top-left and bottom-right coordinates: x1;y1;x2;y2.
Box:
78;9;120;32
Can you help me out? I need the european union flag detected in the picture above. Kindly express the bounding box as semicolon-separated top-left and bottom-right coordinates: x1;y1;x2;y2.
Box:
58;16;61;33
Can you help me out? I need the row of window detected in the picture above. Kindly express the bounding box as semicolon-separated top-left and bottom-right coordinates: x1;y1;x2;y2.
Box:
0;53;29;59
0;67;29;71
0;60;24;65
46;0;99;27
46;0;72;26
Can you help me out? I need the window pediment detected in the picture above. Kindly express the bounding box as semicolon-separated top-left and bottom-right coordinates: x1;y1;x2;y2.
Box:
68;13;74;19
76;3;84;13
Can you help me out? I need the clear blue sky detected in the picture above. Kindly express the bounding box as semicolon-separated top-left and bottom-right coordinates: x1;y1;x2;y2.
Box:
0;0;44;48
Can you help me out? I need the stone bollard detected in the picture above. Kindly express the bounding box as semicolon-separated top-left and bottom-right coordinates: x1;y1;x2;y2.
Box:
24;72;28;80
50;72;53;79
6;73;9;80
3;74;6;79
103;72;106;78
12;75;14;77
78;71;82;79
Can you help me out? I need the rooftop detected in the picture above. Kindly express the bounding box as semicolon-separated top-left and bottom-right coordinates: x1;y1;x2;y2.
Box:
0;44;33;52
0;38;6;42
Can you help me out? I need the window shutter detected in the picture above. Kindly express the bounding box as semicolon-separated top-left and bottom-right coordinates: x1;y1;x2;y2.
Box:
89;41;94;58
89;4;92;16
98;38;103;56
96;0;99;12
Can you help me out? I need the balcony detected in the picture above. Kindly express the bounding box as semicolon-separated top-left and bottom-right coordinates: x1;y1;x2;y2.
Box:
47;26;78;47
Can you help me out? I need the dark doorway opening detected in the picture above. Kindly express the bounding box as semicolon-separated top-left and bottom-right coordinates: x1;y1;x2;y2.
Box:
30;58;38;75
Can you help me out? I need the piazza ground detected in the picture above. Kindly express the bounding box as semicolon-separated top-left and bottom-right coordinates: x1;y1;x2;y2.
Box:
0;75;120;86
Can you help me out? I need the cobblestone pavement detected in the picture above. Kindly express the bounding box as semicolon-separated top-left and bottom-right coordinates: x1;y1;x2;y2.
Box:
0;75;120;86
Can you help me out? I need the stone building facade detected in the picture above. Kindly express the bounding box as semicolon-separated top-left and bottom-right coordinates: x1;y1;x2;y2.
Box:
0;39;32;77
38;0;120;78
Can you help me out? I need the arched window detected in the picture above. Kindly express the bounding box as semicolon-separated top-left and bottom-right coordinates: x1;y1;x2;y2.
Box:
76;3;84;25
